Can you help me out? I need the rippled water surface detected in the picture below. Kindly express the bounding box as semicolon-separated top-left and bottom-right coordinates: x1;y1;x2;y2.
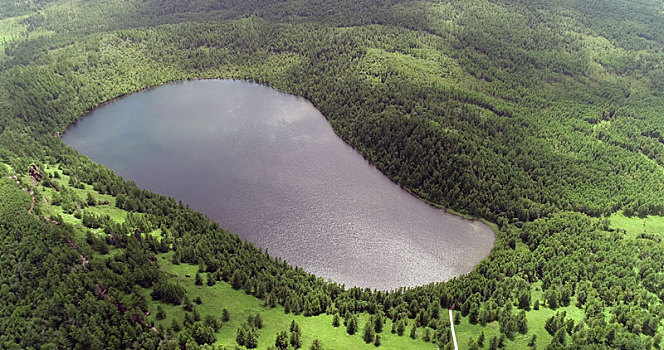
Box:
63;80;494;290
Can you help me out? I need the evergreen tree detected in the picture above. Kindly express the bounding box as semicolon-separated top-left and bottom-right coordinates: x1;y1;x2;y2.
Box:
156;305;166;320
469;338;479;350
171;319;181;332
183;312;193;326
364;320;375;343
469;303;480;324
192;322;216;345
236;326;246;347
290;319;300;333
290;330;302;349
183;296;193;312
244;327;258;349
374;334;381;347
518;290;531;310
310;339;324;350
478;331;485;347
347;316;358;335
489;336;499;350
86;192;96;206
373;313;383;333
275;331;289;350
409;325;417;339
332;314;340;327
396;320;405;336
517;310;528;334
204;315;220;332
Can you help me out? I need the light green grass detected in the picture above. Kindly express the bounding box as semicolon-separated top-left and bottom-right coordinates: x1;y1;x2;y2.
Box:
85;204;128;223
609;211;664;239
146;255;438;349
0;15;27;61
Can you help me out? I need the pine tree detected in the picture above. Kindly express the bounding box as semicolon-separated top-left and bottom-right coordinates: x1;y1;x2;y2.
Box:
204;314;220;332
374;334;381;347
423;328;431;342
183;312;193;326
517;310;528;334
310;339;323;350
332;313;340;327
364;320;375;343
236;326;246;347
489;336;498;350
396;320;405;336
290;330;302;349
347;316;358;335
254;313;263;329
86;192;96;206
244;328;258;349
183;296;193;312
290;319;300;333
468;338;479;350
222;308;230;322
156;305;166;320
171;319;181;332
409;325;417;339
275;331;289;350
373;314;383;333
195;273;202;285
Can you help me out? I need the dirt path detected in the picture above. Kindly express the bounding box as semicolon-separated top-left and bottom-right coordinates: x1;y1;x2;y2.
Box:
11;175;36;213
28;190;35;213
449;309;458;350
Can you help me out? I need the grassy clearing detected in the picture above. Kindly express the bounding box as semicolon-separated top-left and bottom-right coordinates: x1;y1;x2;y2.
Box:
0;15;27;61
609;211;664;239
146;255;438;350
40;163;122;221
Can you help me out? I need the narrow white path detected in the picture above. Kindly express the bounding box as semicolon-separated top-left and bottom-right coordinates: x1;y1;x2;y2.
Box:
449;309;459;350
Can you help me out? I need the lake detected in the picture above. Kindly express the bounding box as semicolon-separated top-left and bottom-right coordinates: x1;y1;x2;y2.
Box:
63;79;494;290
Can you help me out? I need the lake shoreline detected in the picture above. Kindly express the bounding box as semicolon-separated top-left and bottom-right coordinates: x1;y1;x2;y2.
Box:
63;79;496;291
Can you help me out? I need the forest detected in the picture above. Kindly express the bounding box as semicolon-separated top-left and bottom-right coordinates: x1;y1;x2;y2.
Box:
1;0;664;348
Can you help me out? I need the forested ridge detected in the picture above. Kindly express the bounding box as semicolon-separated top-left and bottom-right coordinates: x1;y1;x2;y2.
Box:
1;0;664;348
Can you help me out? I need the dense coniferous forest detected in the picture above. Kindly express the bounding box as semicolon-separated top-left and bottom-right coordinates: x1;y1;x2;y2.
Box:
2;0;664;348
